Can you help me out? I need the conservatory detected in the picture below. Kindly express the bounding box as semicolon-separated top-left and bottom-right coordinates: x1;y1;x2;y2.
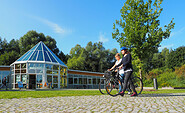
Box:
10;41;68;89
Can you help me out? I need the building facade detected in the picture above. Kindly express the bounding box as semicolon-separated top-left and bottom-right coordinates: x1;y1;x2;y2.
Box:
0;41;104;90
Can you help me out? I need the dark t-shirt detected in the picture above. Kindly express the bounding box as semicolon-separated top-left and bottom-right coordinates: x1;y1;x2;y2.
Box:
116;53;133;71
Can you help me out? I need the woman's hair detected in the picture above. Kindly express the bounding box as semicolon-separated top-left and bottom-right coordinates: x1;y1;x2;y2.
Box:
125;50;130;54
115;53;120;57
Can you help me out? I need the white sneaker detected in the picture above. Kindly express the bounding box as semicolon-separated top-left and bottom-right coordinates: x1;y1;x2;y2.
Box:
128;92;131;95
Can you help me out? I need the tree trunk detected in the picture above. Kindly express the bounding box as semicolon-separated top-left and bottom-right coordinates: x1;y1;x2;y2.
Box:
139;67;142;89
139;68;142;79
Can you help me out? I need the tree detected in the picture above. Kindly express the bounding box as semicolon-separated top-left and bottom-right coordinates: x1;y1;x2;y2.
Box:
67;41;117;72
67;44;86;70
58;51;68;64
112;0;175;78
19;30;60;56
168;46;185;69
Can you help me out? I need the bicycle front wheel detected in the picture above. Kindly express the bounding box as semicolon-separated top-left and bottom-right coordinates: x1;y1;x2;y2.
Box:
106;77;122;97
131;77;143;94
99;79;107;94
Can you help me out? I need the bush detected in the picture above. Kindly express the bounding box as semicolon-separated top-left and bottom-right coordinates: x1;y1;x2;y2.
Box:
143;67;185;87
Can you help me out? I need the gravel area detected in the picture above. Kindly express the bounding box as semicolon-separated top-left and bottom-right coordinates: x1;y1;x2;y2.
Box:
0;93;185;112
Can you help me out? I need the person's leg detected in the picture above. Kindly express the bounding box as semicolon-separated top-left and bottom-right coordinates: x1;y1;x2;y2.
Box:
0;84;4;89
5;85;8;90
119;72;132;96
119;74;125;92
128;77;136;93
127;74;137;96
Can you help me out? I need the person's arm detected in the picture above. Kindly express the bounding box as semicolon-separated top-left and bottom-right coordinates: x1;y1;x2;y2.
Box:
109;63;116;71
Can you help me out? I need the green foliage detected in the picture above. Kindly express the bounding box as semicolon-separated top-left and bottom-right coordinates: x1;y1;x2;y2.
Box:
167;46;185;69
0;30;66;65
67;41;118;72
19;30;59;56
67;45;86;70
143;65;185;87
112;0;175;78
0;89;185;99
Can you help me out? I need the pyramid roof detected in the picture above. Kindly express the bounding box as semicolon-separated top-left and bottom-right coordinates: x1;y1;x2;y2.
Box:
12;41;67;67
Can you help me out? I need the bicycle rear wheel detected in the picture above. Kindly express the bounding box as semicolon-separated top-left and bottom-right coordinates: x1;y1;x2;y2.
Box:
99;79;107;94
106;77;122;97
131;77;143;94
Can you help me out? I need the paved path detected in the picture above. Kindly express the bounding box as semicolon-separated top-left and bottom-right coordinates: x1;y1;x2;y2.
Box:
0;93;185;113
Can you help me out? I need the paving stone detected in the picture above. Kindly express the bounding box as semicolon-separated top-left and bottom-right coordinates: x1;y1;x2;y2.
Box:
0;93;185;112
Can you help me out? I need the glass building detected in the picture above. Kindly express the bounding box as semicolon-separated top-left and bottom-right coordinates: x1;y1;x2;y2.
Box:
68;70;104;89
0;66;11;89
10;41;67;89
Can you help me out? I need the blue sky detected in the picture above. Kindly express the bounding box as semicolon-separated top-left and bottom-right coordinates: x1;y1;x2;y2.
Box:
0;0;185;54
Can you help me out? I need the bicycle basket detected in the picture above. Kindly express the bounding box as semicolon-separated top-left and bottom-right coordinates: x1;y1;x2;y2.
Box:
103;71;112;78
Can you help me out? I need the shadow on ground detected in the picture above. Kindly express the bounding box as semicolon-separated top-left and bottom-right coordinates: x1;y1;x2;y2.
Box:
138;93;185;97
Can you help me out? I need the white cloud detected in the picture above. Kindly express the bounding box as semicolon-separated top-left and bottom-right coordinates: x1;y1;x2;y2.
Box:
28;15;71;35
98;33;109;43
170;27;185;38
158;44;174;50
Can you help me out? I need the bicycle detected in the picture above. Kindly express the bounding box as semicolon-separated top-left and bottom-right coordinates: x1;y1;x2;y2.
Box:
106;68;143;97
99;71;113;95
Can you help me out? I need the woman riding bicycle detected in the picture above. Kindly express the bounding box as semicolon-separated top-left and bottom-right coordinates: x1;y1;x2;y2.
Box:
115;47;138;96
108;53;125;89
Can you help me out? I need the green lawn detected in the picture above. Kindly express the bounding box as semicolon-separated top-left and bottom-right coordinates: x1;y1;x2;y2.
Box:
0;89;185;99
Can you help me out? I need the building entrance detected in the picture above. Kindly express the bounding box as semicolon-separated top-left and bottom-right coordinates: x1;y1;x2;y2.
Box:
29;75;36;89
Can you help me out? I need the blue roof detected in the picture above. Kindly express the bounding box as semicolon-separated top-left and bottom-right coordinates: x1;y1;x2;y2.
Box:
15;41;67;67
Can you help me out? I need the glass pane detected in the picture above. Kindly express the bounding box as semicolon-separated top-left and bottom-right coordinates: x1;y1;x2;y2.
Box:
47;75;52;83
37;51;44;61
36;43;42;51
23;51;33;61
53;76;58;83
79;78;82;84
46;70;52;74
17;51;30;61
83;78;87;84
68;78;73;84
53;70;58;75
0;75;1;83
21;75;27;84
29;51;38;61
88;79;92;84
37;75;42;83
44;51;50;62
97;79;100;85
21;70;26;73
28;63;35;73
47;52;57;63
46;64;52;70
36;69;43;73
42;44;48;51
53;65;59;70
21;63;26;69
53;84;58;88
15;70;20;73
15;64;20;69
93;78;96;84
15;74;21;83
74;78;78;84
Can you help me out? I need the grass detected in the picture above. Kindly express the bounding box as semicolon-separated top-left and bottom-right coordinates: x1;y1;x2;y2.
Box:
0;89;185;99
